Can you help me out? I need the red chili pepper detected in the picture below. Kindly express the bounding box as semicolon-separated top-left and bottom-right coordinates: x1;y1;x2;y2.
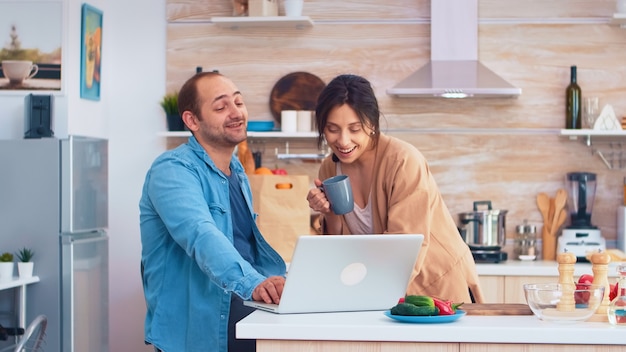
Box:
432;297;463;316
610;282;619;301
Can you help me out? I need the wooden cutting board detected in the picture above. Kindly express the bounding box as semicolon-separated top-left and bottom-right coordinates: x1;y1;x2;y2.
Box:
269;72;326;123
462;303;533;315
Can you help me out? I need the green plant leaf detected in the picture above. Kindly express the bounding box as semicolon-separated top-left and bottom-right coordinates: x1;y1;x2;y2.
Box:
15;247;34;262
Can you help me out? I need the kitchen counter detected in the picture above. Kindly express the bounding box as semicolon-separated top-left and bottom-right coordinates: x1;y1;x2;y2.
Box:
237;310;625;351
476;260;620;277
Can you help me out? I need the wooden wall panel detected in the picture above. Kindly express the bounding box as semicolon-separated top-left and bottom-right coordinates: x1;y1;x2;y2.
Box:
480;0;616;18
167;0;427;21
165;0;626;248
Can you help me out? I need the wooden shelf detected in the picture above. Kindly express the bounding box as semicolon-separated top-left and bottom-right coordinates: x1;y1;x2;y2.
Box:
560;129;626;169
387;128;560;135
158;131;317;138
611;13;626;27
161;128;568;138
211;16;313;29
164;128;626;138
559;128;626;138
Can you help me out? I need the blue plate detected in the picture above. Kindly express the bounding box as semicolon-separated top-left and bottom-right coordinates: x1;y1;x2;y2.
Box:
248;121;275;132
383;309;466;324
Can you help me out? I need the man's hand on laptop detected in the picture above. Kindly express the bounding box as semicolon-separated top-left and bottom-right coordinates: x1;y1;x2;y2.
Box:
252;276;285;304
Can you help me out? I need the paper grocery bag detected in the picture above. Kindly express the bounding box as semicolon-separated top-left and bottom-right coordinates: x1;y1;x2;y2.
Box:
249;175;311;262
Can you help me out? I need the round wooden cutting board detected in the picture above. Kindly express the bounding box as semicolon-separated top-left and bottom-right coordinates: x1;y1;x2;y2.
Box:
269;72;326;123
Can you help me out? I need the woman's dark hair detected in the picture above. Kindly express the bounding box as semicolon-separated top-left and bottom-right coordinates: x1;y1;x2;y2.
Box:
177;71;222;118
315;74;380;149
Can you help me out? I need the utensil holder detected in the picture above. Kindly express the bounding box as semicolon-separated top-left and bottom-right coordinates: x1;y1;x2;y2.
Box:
542;226;556;260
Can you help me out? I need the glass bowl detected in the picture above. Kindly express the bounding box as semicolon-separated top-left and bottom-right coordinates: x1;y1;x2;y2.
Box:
523;283;605;323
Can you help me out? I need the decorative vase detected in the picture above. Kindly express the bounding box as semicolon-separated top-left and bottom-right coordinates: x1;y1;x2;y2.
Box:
17;262;34;279
0;262;14;282
166;113;185;131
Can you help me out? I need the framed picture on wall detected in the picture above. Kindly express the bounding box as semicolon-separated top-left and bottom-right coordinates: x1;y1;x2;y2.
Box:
80;3;102;101
0;1;63;93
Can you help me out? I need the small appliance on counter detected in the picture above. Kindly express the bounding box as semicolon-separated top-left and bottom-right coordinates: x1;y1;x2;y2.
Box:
458;200;508;263
557;172;606;261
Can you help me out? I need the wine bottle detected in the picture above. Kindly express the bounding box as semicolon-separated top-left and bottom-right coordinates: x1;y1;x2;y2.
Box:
565;65;581;129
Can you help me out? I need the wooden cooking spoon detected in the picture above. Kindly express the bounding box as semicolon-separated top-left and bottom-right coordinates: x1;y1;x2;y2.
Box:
553;209;568;234
550;189;568;236
536;192;551;234
548;198;555;228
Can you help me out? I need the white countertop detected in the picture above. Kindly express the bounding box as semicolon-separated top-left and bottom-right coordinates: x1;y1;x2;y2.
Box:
288;260;622;277
475;260;620;277
237;310;625;345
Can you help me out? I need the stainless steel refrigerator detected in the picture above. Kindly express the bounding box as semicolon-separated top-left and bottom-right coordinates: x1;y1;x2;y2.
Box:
0;135;109;351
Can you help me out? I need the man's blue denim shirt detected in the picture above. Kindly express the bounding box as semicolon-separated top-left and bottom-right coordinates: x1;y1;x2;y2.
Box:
140;136;286;352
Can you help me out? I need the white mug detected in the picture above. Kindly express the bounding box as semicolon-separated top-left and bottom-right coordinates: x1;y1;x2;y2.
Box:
1;60;38;84
281;110;298;133
296;110;312;132
283;0;304;17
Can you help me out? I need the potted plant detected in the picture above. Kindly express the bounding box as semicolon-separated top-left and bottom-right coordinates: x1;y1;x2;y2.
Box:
160;92;185;131
0;252;14;282
15;247;34;278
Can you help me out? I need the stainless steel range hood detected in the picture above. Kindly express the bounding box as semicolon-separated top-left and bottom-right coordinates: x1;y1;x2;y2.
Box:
387;0;521;99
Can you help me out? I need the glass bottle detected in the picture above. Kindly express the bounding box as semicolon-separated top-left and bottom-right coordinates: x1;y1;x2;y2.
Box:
565;65;581;129
608;262;626;326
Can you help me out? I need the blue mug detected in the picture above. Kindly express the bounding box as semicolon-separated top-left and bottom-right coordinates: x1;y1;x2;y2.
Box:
321;175;354;215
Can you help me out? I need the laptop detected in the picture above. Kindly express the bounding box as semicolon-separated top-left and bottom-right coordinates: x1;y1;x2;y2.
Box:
243;234;424;314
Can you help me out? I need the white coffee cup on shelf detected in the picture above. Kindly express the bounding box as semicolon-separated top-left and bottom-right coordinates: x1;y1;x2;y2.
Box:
281;110;298;133
296;110;312;132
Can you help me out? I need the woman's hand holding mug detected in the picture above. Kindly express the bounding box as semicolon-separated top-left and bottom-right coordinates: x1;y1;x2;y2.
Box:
307;175;354;215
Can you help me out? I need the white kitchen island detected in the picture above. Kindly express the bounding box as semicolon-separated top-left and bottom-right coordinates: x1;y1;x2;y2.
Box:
237;309;625;351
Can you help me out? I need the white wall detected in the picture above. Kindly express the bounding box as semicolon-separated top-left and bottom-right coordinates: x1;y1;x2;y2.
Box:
105;0;165;350
0;0;165;350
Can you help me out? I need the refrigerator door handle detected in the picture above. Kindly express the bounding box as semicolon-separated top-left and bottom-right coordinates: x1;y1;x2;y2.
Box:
61;231;108;245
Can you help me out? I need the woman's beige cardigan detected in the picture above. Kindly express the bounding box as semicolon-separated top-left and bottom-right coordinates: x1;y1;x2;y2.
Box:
318;134;485;304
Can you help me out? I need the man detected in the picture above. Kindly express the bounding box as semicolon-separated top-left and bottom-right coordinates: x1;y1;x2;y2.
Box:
140;72;286;352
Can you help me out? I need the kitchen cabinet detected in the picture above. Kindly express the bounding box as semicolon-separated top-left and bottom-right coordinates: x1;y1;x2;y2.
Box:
237;310;625;351
254;341;623;352
477;276;504;303
476;261;620;303
479;275;555;304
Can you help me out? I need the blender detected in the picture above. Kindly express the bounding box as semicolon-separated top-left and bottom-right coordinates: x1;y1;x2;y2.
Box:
557;172;606;261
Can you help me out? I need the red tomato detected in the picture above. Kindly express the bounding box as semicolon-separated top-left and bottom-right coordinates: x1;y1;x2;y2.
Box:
577;274;594;285
271;168;287;175
573;274;594;305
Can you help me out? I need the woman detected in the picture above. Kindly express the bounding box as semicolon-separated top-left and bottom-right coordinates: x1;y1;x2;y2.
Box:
306;74;484;304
